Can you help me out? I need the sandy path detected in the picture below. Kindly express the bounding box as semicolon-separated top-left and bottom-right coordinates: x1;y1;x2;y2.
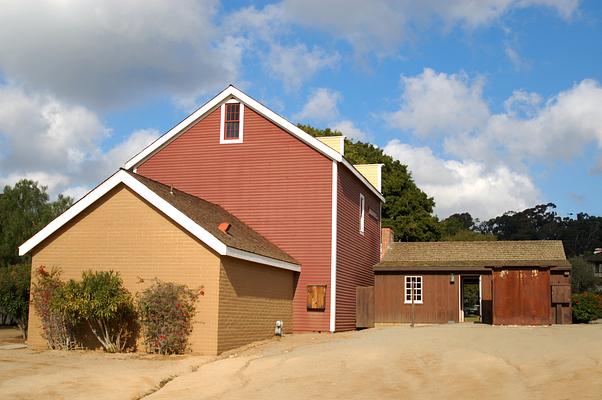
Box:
0;328;212;400
1;324;601;399
147;324;602;400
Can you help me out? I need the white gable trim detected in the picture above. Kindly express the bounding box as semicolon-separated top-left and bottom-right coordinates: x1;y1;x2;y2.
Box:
18;170;300;272
123;85;385;202
225;247;300;272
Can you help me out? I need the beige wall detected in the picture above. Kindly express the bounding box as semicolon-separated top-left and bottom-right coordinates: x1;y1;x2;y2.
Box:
217;257;295;353
28;185;221;354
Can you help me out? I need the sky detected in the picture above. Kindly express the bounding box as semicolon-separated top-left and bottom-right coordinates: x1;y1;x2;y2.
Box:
0;0;601;220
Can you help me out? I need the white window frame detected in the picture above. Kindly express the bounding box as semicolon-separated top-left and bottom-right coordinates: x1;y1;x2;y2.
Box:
220;99;244;144
404;276;423;304
359;193;365;235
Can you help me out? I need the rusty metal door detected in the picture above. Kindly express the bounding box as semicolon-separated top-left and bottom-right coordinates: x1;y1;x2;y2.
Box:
356;286;375;328
492;268;550;325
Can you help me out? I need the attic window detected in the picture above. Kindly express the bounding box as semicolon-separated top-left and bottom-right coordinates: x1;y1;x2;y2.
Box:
220;100;244;144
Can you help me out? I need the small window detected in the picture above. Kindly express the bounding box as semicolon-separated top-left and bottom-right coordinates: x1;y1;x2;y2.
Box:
404;276;423;304
307;285;326;311
220;101;244;143
359;193;365;234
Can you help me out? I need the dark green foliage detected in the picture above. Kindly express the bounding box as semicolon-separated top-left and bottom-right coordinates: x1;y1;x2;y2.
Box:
298;124;441;241
31;266;76;349
570;256;601;294
477;203;602;258
137;280;197;355
440;213;495;241
463;283;479;314
0;264;30;338
53;270;135;352
0;180;73;267
572;292;602;323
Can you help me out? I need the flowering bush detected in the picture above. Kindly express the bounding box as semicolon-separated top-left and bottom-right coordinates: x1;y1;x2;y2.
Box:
31;266;76;349
572;292;602;323
52;270;135;353
137;280;197;355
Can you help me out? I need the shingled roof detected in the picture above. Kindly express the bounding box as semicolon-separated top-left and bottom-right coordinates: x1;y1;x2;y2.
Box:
128;172;298;265
19;169;299;271
375;240;570;271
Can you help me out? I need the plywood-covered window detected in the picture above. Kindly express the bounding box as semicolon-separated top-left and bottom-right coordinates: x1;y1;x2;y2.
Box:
307;285;326;311
404;276;423;304
220;100;244;143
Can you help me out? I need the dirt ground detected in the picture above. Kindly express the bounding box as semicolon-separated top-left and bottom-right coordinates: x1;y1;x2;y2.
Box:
1;324;601;400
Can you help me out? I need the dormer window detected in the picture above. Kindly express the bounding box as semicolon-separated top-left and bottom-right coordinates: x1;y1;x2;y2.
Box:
220;100;244;143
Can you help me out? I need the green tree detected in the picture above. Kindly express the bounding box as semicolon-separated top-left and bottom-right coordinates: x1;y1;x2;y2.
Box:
440;213;495;241
570;256;601;293
0;264;30;338
299;124;441;241
0;180;73;267
478;203;602;258
53;270;135;352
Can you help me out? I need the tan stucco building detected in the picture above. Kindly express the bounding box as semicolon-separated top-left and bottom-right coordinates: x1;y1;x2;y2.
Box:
21;170;299;355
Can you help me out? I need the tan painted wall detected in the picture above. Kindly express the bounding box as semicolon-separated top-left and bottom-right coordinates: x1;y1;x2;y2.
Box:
28;185;221;355
217;257;295;353
353;164;382;192
317;136;344;155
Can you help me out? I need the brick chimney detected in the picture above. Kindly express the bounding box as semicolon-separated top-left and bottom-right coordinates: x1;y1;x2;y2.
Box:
381;227;394;259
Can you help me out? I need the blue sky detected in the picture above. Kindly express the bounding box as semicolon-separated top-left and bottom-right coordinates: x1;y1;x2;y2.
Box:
0;0;601;220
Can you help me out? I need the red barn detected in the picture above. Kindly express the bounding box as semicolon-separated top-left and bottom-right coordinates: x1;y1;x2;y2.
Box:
125;85;384;332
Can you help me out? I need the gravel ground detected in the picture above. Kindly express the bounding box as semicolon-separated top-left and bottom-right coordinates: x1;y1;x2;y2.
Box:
1;324;601;400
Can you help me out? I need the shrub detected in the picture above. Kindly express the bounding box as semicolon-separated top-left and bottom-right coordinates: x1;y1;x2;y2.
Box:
0;264;30;338
53;270;135;352
31;266;76;349
572;292;602;323
138;280;197;355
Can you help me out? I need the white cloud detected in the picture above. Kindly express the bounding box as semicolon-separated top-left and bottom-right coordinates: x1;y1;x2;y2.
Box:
293;89;370;141
387;69;602;167
0;85;109;173
0;84;160;199
331;120;369;141
504;45;531;70
0;0;238;108
275;0;578;56
386;68;490;137
330;119;371;141
227;6;339;90
294;88;341;122
383;68;602;218
266;44;340;91
383;140;539;219
448;79;602;164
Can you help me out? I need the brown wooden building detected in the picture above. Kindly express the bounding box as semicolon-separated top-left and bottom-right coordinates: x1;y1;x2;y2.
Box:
371;241;571;326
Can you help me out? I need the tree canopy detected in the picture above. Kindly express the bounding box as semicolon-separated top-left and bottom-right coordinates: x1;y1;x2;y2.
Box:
439;213;495;241
298;124;441;241
0;180;73;267
477;203;602;257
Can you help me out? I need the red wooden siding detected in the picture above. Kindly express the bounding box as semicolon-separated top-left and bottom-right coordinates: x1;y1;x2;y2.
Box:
374;272;461;324
137;105;333;332
550;271;572;324
481;274;493;324
492;268;551;325
336;166;380;330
